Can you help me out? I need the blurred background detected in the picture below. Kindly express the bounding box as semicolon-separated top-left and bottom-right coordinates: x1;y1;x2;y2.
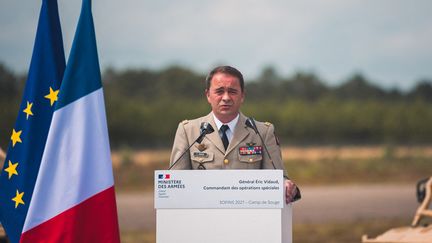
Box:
1;0;432;242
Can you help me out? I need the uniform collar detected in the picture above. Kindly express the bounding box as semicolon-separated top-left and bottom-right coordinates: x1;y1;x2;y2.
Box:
212;113;239;133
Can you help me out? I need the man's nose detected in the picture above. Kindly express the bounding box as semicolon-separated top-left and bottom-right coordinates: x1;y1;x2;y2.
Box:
222;91;231;101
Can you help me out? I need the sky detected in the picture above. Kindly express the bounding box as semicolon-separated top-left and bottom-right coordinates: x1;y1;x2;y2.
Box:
0;0;431;91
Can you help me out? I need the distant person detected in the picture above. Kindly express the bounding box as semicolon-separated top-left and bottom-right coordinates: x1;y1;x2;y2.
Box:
0;147;6;242
0;147;5;166
169;65;300;203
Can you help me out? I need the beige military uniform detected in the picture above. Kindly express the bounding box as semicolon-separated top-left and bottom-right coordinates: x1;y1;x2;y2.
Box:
169;112;287;176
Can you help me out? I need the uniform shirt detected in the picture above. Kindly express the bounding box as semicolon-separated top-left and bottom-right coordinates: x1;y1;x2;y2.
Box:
212;112;239;143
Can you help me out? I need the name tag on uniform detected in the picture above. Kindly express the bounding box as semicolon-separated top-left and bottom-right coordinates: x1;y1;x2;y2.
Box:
239;146;262;155
193;152;209;158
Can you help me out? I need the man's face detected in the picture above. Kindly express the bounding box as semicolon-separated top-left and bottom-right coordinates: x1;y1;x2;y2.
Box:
206;72;244;123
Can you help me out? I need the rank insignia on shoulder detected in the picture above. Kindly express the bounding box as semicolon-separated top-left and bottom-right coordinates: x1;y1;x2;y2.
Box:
264;122;272;127
196;143;207;151
239;146;263;155
181;120;189;125
193;152;209;158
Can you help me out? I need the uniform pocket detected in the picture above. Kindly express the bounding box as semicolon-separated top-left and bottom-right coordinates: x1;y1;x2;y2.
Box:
191;152;214;164
238;154;262;163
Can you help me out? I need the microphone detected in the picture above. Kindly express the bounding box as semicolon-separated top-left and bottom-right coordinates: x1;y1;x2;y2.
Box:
245;117;259;134
245;118;276;169
197;122;214;143
169;122;214;170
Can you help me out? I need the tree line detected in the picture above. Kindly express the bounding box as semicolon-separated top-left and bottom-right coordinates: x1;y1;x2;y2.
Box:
1;63;432;148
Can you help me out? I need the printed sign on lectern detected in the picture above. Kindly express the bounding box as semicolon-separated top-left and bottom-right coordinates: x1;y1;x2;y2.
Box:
154;169;284;209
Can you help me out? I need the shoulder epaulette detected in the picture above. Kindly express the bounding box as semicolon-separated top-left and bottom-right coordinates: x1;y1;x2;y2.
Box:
181;120;189;125
264;122;272;126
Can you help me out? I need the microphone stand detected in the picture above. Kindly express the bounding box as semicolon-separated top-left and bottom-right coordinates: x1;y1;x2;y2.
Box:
245;118;276;169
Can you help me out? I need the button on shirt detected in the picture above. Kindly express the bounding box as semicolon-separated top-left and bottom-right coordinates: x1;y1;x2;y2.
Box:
212;113;239;144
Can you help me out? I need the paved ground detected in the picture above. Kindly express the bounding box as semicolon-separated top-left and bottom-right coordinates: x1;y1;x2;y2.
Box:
116;184;418;231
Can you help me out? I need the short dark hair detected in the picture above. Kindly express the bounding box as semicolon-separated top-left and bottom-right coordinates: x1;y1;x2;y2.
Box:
205;66;244;92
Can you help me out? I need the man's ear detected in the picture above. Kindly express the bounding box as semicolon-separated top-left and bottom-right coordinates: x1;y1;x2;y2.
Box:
205;89;209;98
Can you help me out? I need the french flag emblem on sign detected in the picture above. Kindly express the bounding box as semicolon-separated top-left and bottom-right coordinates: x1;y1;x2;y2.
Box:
158;174;171;179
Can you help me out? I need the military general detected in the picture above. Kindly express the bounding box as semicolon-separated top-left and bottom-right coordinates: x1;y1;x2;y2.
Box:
169;65;300;203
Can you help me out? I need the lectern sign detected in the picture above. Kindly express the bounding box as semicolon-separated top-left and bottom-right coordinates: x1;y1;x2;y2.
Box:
154;170;284;209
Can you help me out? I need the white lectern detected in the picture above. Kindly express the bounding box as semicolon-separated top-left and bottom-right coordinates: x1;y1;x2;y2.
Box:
154;170;292;243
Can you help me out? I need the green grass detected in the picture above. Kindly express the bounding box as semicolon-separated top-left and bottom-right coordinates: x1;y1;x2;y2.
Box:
114;160;166;192
287;157;432;186
113;157;432;192
121;230;156;243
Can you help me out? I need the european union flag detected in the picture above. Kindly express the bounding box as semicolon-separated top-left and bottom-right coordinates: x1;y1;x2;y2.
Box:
0;0;65;242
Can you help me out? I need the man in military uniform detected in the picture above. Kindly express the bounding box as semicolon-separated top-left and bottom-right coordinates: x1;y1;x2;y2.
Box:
169;65;299;203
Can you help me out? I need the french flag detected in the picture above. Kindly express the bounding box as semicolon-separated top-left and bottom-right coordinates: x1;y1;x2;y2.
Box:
20;0;120;242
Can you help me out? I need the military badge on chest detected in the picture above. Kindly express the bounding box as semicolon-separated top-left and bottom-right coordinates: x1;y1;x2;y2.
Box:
193;152;209;158
194;144;208;169
239;143;263;155
196;143;207;152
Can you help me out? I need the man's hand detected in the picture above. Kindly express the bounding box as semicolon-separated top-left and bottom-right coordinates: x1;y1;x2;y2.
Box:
285;179;299;204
